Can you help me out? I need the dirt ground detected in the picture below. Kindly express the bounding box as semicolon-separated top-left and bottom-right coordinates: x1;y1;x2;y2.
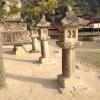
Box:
0;40;100;100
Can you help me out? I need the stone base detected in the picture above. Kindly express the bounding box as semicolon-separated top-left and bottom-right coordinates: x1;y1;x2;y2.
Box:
39;57;55;64
13;46;27;56
57;74;87;93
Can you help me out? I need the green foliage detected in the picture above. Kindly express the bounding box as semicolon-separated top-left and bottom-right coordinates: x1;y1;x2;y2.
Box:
25;6;42;22
1;0;99;21
74;0;100;16
81;52;100;68
8;5;20;15
47;0;58;13
74;0;91;16
0;9;7;18
22;0;59;22
96;7;100;16
31;7;42;16
0;1;20;18
61;0;75;5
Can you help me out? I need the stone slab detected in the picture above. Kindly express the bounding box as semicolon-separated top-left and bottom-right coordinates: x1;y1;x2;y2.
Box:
13;46;27;56
57;74;88;93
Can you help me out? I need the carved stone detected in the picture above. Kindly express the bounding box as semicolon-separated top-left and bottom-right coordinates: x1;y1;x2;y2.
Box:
37;15;53;64
56;5;88;92
2;22;30;45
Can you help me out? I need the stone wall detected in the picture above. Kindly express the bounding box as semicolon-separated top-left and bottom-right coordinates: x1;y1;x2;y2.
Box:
1;22;31;45
2;31;31;45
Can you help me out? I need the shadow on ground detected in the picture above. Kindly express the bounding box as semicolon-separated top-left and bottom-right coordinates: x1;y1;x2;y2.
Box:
6;73;59;91
3;51;15;55
4;57;40;64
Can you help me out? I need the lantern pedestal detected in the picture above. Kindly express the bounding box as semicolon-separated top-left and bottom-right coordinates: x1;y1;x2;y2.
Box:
56;41;77;77
56;41;87;92
57;74;87;93
39;40;54;64
30;34;39;53
13;45;27;55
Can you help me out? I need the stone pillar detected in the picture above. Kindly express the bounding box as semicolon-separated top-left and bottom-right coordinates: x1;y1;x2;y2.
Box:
41;40;49;58
39;28;51;64
62;48;75;78
31;36;39;52
30;29;39;53
56;28;82;91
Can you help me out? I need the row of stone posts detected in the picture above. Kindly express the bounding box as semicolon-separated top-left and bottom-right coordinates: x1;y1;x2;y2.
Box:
30;15;52;64
29;5;88;92
0;5;88;92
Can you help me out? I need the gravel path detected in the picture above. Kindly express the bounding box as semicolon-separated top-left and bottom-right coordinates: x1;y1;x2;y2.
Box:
0;40;100;100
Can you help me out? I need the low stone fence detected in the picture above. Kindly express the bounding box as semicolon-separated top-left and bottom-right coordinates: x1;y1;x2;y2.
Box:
79;35;100;42
2;31;31;45
1;22;32;45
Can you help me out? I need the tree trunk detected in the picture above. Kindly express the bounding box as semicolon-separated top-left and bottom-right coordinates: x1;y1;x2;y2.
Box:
0;25;6;88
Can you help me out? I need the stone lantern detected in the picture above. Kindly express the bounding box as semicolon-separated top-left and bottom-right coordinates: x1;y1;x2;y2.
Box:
36;14;52;64
56;6;88;91
30;19;39;53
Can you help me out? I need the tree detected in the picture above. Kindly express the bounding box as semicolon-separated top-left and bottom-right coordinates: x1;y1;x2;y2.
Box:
73;0;91;16
96;7;100;17
61;0;75;5
0;24;5;88
0;1;5;89
22;0;58;22
0;9;6;18
0;0;31;89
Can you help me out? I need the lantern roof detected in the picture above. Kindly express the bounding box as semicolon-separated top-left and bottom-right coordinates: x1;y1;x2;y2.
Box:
37;14;50;27
30;18;36;29
62;5;89;27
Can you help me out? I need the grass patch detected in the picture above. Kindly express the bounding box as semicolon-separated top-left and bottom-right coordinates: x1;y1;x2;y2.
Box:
80;53;100;67
80;41;100;49
79;32;100;36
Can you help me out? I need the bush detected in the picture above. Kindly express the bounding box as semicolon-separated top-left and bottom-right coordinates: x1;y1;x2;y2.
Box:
8;5;20;15
0;9;7;18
